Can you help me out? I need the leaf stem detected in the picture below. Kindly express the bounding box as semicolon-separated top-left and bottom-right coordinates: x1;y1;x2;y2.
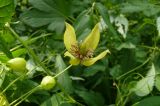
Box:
1;75;25;95
9;85;40;106
117;57;150;80
14;86;39;106
53;64;72;78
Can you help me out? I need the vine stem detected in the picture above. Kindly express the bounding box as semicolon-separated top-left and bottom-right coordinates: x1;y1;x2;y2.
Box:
0;75;25;95
9;85;40;106
53;64;72;78
14;86;39;106
117;57;150;80
9;64;72;106
5;23;51;75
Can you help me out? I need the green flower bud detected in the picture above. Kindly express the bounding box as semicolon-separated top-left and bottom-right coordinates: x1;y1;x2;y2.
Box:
7;57;27;73
40;76;56;90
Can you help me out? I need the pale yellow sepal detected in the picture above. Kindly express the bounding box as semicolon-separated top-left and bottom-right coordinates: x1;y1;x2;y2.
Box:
82;50;110;66
64;51;80;65
80;23;100;52
64;23;77;51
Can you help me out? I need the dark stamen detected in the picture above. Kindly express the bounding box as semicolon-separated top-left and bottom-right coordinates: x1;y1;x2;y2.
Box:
69;44;93;60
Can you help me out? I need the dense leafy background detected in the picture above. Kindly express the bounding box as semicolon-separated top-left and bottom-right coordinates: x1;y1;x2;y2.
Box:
1;0;160;106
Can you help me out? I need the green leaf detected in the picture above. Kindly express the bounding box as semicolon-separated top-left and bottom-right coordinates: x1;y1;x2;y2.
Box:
0;63;7;87
155;75;160;91
121;1;160;16
116;42;136;50
133;64;155;96
134;96;160;106
20;0;73;32
110;65;122;79
74;12;93;37
96;3;119;38
152;54;160;91
0;31;13;58
55;55;73;93
0;0;14;29
83;64;105;77
1;29;15;44
40;93;73;106
76;90;105;106
12;48;27;57
156;17;160;37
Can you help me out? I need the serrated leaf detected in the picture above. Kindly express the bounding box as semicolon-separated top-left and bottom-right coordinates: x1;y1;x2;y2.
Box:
133;64;155;96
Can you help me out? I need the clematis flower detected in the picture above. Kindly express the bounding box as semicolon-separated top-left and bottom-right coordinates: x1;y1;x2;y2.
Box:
64;22;110;66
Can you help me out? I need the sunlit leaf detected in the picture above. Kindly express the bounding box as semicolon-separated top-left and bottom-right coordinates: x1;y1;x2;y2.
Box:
156;17;160;37
115;14;128;39
133;64;155;96
155;74;160;91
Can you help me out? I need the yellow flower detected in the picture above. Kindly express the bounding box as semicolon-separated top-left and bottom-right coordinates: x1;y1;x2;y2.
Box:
64;22;110;66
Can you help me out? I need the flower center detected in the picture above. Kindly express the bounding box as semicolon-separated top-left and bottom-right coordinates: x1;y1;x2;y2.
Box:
70;44;93;60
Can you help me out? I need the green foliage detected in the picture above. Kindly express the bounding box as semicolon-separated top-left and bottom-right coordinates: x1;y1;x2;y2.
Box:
132;64;155;97
1;0;160;106
121;0;160;16
134;96;160;106
55;55;73;93
0;0;14;28
76;90;105;106
20;0;74;33
0;31;13;59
